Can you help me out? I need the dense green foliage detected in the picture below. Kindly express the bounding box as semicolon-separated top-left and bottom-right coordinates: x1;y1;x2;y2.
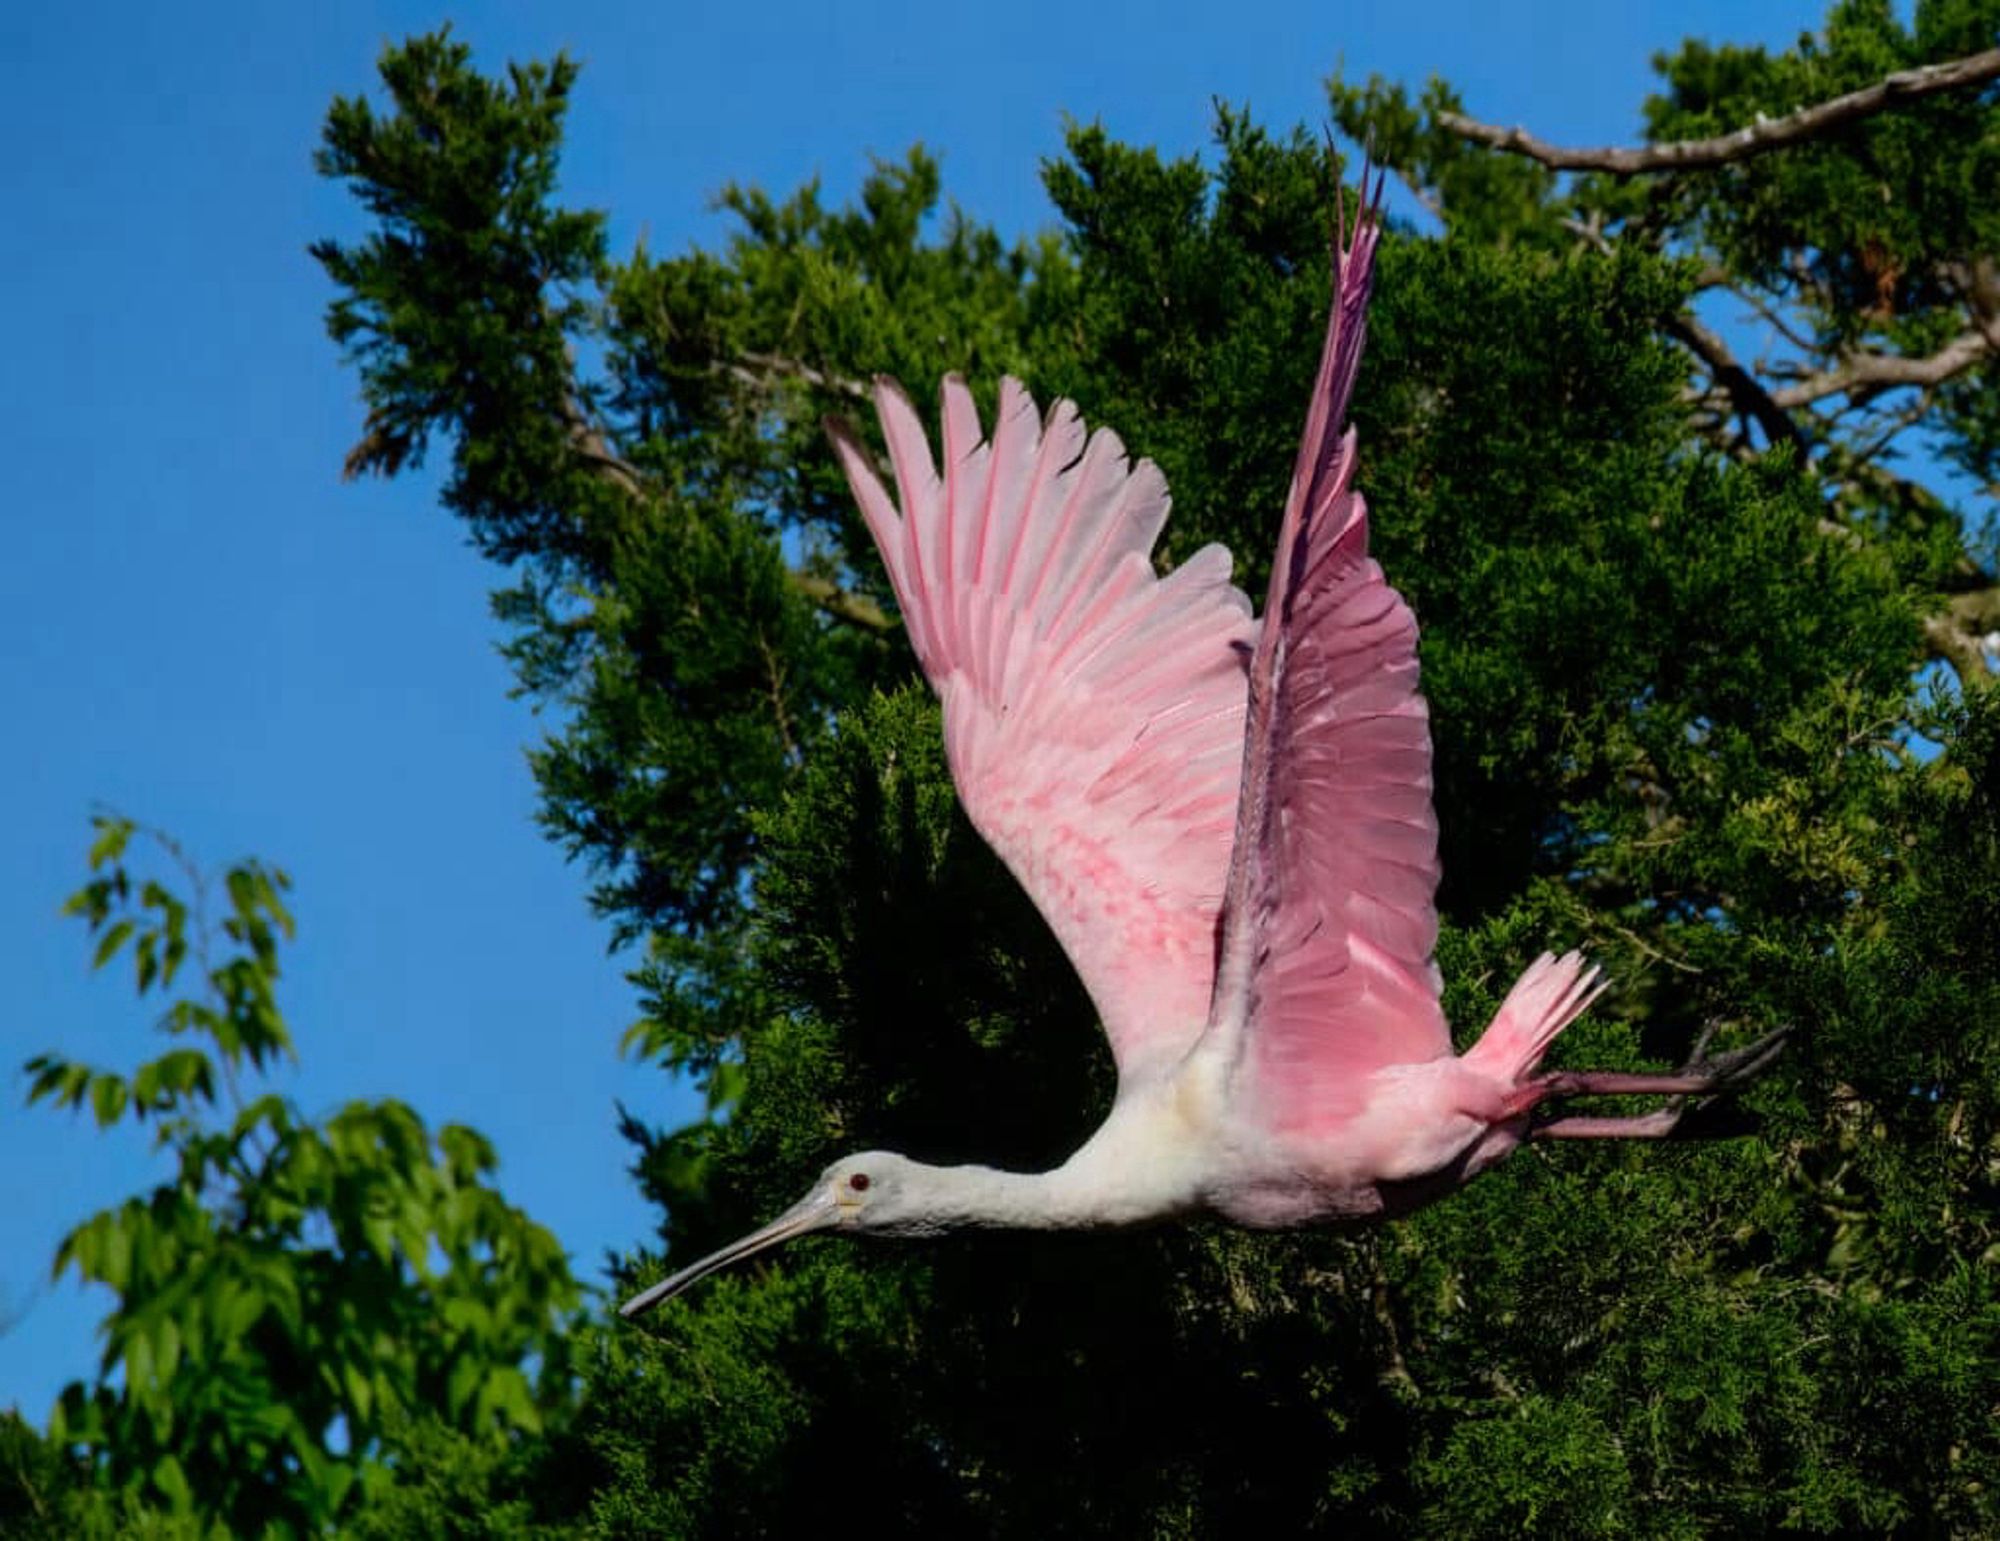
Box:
9;821;579;1536
15;0;2000;1532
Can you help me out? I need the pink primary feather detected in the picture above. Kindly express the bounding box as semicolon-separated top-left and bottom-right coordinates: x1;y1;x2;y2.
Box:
1208;174;1453;1133
828;377;1255;1077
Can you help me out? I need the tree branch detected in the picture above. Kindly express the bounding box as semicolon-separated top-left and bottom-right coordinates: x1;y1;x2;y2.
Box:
1842;388;1942;466
1908;570;2000;686
1663;311;1806;453
1727;282;1821;357
1439;47;2000;176
561;396;649;501
726;350;872;403
789;573;891;632
1770;328;1996;408
1390;165;1444;224
1924;611;1992;687
1661;315;1997;684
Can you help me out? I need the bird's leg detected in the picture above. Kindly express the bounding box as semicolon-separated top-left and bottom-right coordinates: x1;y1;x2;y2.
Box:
1510;1024;1789;1139
1531;1107;1686;1140
1527;1022;1710;1141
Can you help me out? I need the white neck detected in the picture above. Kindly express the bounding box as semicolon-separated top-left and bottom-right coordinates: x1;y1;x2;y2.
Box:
875;1071;1216;1235
888;1134;1203;1234
960;1162;1127;1229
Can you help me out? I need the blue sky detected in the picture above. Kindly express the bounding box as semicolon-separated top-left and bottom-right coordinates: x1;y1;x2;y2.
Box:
0;0;1830;1420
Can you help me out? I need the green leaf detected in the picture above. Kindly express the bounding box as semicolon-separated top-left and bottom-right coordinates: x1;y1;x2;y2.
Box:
88;1073;129;1128
90;917;136;969
33;814;577;1533
87;815;134;870
152;1452;192;1513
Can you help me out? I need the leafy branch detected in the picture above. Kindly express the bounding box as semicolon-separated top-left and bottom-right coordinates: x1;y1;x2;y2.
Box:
22;817;578;1535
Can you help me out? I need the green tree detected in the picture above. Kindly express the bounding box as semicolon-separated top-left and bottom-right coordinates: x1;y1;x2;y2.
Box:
310;7;1999;1533
1330;0;2000;680
15;819;580;1538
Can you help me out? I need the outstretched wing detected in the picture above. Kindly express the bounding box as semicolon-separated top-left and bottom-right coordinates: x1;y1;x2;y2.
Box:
1208;182;1450;1135
829;379;1255;1080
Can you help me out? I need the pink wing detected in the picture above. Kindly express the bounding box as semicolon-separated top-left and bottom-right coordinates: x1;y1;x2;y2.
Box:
1209;181;1450;1135
828;379;1255;1079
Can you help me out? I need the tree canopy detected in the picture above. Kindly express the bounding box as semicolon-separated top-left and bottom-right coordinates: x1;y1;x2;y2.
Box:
13;1;2000;1533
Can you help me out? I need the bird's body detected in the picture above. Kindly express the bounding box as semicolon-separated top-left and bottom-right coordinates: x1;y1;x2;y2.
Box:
622;179;1780;1317
1028;1044;1513;1231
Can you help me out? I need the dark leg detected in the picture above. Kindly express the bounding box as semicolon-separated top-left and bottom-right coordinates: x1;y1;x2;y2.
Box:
1511;1026;1789;1135
1532;1108;1685;1140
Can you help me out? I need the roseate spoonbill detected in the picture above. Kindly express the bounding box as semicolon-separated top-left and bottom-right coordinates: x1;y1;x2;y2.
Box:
620;179;1783;1318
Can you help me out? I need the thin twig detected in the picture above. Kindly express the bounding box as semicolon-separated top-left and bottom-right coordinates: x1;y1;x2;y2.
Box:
1390;164;1443;224
1843;389;1939;466
755;627;800;761
1728;283;1822;356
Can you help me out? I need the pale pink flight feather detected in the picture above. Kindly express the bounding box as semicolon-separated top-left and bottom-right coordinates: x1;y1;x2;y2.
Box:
830;380;1252;1080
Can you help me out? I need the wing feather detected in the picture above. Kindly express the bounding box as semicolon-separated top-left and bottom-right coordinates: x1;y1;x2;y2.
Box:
829;377;1255;1078
1208;180;1451;1135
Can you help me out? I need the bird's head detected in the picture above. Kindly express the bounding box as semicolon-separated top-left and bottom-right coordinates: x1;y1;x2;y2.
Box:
618;1150;932;1317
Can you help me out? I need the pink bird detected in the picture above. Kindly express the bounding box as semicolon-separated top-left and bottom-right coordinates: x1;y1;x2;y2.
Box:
621;183;1782;1317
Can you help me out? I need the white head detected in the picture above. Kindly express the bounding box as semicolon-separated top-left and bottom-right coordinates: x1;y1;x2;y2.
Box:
618;1150;942;1317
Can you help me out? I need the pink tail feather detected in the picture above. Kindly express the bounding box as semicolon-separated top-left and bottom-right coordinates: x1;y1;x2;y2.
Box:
1464;951;1608;1085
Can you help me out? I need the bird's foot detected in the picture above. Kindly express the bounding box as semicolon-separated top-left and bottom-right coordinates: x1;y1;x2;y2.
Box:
1678;1022;1790;1088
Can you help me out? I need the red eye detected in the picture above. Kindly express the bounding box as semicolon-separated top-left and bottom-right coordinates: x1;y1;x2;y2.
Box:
848;1173;871;1192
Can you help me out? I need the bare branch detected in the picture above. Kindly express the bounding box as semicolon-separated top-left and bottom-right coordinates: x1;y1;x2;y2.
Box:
727;350;872;403
1924;611;1994;687
1770;329;1997;408
562;396;650;500
1389;165;1443;224
1910;575;2000;687
1727;283;1821;357
790;572;892;633
1439;47;2000;176
1559;213;1612;255
1843;389;1941;466
1662;311;1806;453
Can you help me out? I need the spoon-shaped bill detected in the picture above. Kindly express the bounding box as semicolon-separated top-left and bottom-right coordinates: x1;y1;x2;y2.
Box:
618;1187;840;1317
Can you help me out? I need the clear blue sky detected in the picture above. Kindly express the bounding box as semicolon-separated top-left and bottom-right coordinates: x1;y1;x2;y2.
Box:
0;0;1829;1420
